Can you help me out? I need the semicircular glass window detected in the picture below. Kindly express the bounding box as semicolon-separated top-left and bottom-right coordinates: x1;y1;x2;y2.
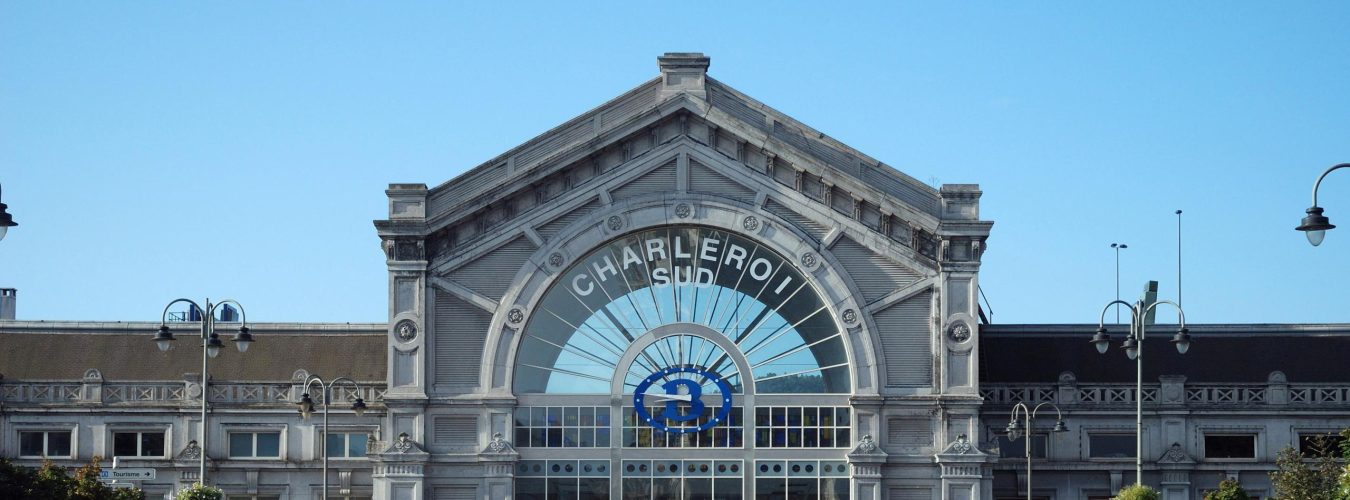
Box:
514;226;850;394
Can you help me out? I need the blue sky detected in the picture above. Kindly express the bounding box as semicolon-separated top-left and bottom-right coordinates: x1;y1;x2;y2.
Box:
1;3;1347;324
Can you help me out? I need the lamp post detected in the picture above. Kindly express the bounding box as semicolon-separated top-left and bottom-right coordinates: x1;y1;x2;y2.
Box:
0;182;17;242
1296;163;1349;246
152;298;255;485
297;375;369;500
1110;243;1127;323
1091;299;1190;483
1006;402;1068;500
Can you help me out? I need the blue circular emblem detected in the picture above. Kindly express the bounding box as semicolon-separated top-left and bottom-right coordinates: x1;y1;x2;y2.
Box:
632;365;733;434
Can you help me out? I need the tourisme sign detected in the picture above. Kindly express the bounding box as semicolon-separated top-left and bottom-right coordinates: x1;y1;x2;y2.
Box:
99;468;156;481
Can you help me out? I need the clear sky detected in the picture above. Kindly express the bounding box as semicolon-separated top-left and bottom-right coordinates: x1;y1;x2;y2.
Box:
1;2;1347;325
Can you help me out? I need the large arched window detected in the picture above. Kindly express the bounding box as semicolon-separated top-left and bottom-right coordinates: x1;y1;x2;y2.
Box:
514;226;850;394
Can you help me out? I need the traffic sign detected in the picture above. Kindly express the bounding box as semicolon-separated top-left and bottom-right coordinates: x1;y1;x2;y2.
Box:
99;468;156;480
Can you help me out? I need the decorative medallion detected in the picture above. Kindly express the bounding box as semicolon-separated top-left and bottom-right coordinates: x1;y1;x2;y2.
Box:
951;434;972;454
800;252;818;268
606;215;624;231
394;432;413;453
674;203;692;219
548;252;565;269
1162;442;1188;462
947;322;972;343
179;440;202;460
742;215;760;231
394;320;418;342
841;309;858;326
857;434;877;453
485;432;516;454
506;307;525;327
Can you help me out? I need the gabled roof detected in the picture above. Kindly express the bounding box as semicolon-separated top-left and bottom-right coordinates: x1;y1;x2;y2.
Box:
420;52;942;228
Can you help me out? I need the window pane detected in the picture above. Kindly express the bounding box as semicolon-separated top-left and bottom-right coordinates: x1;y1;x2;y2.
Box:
256;432;281;457
48;432;71;456
20;432;44;456
1205;434;1256;459
756;478;786;499
114;433;138;456
1089;434;1136;458
549;478;579;500
142;432;165;456
1298;433;1345;457
230;433;254;457
349;434;367;456
327;433;346;457
518;478;547;500
578;478;608;500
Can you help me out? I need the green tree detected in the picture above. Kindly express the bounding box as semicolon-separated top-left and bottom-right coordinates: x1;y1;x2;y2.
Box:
1115;483;1160;500
1205;478;1251;500
0;457;144;500
1270;444;1340;500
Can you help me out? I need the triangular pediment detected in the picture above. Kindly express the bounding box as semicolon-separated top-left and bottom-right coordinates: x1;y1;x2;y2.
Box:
384;53;989;280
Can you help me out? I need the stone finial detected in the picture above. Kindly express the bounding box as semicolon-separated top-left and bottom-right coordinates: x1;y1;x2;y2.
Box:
658;52;710;100
386;183;428;220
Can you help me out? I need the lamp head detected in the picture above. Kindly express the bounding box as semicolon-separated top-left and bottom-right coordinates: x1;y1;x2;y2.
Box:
1172;327;1191;354
298;393;315;419
153;325;176;352
206;333;224;359
1091;327;1111;354
0;200;15;243
352;397;368;417
1296;206;1334;246
232;326;253;353
1123;335;1139;361
1005;419;1025;441
1052;420;1068;433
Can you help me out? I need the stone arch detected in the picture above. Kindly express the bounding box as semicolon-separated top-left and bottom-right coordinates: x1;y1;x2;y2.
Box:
479;193;891;397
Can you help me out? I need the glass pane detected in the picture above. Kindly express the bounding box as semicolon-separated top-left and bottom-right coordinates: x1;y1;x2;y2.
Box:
256;432;281;457
114;433;139;456
516;408;531;427
824;477;850;499
580;407;595;427
1205;434;1256;459
756;478;785;500
623;478;651;500
518;478;547;500
578;478;609;500
142;432;165;456
349;434;367;456
686;478;712;500
327;433;346;457
20;432;44;456
47;432;71;456
787;478;815;500
565;407;580;426
229;433;253;457
596;428;611;448
714;478;742;500
517;428;532;447
1089;434;1135;458
549;478;579;500
653;478;681;499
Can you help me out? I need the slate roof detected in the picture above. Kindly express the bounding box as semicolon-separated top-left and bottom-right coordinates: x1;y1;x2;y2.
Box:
980;323;1350;384
0;321;386;382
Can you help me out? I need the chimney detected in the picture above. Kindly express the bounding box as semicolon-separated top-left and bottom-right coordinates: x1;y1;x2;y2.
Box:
657;52;710;101
0;288;15;320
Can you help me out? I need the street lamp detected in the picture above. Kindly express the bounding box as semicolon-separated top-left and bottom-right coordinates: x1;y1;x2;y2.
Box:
1110;243;1127;323
297;375;370;500
1296;163;1349;246
0;182;17;242
153;298;254;485
1092;299;1189;483
1006;402;1068;500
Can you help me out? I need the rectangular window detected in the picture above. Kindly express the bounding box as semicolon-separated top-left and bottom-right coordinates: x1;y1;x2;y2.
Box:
19;430;73;458
229;431;281;458
516;406;612;448
1205;434;1257;459
997;434;1047;459
752;406;849;449
1088;434;1135;459
113;431;166;458
326;432;369;458
1298;433;1346;458
517;460;611;499
621;406;744;448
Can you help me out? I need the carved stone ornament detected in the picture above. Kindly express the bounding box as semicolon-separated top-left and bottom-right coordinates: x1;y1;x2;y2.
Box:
1158;442;1194;463
607;215;624;231
548;252;565;269
841;309;858;326
857;434;876;452
674;203;692;219
947;322;972;343
800;252;818;268
178;440;202;460
394;432;413;453
506;307;526;327
483;432;517;454
942;434;974;454
742;216;760;232
394;320;418;342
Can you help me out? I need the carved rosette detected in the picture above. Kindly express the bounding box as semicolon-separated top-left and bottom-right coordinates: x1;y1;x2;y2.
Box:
394;320;418;343
841;309;858;326
799;252;820;271
742;215;760;232
674;203;692;219
506;307;526;327
606;215;624;232
547;252;566;271
947;322;971;343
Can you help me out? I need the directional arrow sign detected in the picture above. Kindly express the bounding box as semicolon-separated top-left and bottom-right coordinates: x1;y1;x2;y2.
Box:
99;468;156;480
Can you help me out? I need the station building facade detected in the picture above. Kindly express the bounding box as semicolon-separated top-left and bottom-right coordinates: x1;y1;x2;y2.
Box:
2;53;1348;500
